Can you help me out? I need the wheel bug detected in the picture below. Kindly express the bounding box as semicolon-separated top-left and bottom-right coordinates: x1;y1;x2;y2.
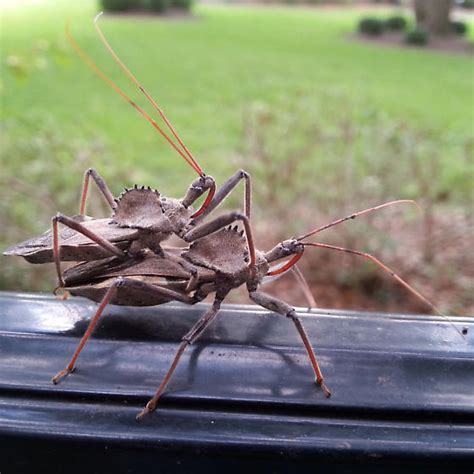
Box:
47;195;458;421
3;14;464;421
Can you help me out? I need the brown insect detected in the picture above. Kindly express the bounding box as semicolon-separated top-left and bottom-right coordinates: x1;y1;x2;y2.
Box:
42;195;445;421
3;14;462;421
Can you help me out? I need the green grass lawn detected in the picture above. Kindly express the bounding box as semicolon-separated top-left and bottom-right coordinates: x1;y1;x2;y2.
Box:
1;1;472;181
1;1;473;313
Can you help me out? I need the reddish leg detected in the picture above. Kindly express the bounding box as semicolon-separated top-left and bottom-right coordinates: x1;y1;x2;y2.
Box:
249;290;330;398
291;265;318;309
290;312;330;397
52;277;196;385
52;278;121;384
80;168;117;215
137;297;223;421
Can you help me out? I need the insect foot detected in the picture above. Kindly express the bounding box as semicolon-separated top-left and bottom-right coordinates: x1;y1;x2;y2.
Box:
136;401;155;422
317;380;332;399
286;309;331;398
51;367;76;385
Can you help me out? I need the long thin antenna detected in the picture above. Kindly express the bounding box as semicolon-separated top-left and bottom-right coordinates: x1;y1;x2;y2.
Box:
94;12;203;177
65;20;203;176
297;200;420;242
303;242;465;339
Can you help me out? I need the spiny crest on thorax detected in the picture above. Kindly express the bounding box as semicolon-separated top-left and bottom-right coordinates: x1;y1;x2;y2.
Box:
184;225;249;275
111;185;163;229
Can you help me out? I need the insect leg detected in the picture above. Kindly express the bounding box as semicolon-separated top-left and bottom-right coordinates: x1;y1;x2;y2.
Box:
248;290;331;398
190;169;252;222
51;277;123;384
79;168;117;215
137;297;224;420
182;211;256;266
112;278;196;305
185;270;199;293
52;277;196;385
291;265;318;309
52;213;127;288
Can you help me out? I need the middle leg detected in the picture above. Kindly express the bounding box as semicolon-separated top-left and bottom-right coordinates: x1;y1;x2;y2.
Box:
137;296;224;420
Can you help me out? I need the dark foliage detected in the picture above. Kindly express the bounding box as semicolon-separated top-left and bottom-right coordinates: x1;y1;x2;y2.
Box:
405;28;429;46
384;15;407;31
100;0;193;13
358;17;385;36
451;20;468;36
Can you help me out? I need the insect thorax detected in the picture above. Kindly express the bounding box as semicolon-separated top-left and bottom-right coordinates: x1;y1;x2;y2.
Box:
111;187;192;234
184;226;250;278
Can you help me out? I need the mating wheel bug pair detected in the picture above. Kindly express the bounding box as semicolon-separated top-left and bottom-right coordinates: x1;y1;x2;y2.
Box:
3;13;462;420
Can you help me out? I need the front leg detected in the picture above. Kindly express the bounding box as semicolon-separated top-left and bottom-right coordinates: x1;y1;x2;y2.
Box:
248;289;330;398
190;169;252;223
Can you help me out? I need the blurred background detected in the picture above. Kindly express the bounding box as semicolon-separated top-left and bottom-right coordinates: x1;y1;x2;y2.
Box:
1;0;472;315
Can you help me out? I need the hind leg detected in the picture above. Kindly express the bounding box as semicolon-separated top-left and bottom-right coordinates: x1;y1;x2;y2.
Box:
52;278;195;385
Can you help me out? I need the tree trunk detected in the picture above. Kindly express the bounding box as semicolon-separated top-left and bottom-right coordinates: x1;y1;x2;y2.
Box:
413;0;428;27
412;0;453;36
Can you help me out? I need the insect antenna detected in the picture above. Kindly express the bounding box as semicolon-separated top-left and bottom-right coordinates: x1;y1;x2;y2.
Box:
93;12;204;177
65;20;203;177
296;200;420;242
302;242;465;339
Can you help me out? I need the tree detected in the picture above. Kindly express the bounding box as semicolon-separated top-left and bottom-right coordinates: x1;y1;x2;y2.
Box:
412;0;453;35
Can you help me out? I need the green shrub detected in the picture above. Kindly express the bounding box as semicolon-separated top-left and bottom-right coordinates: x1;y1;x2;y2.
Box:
451;20;467;36
144;0;171;12
384;16;407;31
172;0;193;9
405;28;429;46
358;17;385;36
100;0;141;11
101;0;193;13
